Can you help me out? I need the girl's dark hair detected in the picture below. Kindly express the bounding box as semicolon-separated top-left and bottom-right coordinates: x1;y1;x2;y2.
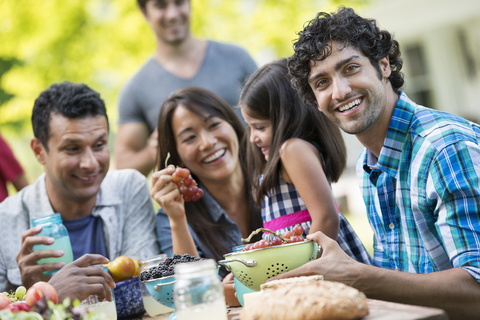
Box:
157;87;261;261
239;59;346;207
288;6;404;108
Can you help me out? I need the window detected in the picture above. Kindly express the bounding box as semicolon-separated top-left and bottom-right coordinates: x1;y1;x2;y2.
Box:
404;44;433;108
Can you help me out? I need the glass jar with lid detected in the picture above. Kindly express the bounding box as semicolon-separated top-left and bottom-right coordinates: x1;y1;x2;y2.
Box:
174;259;227;320
138;254;174;317
31;213;74;274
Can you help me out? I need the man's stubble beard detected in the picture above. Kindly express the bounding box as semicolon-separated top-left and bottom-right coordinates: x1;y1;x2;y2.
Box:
327;83;387;136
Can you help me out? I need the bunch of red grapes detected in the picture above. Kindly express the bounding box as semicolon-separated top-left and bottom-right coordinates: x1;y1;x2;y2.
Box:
171;167;204;202
243;224;304;251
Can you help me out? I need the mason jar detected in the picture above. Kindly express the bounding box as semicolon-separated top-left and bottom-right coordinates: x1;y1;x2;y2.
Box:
31;213;74;274
174;259;227;320
79;266;117;320
138;254;174;317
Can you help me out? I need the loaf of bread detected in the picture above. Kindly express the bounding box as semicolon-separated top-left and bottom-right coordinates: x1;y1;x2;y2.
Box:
240;279;368;320
260;275;324;290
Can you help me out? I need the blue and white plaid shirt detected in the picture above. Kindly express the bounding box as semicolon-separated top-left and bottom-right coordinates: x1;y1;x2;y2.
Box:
357;93;480;282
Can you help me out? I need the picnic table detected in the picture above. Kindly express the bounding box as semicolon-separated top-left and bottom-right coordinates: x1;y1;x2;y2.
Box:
143;298;449;320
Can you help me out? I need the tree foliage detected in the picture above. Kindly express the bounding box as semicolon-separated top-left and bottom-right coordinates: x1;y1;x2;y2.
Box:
0;0;369;135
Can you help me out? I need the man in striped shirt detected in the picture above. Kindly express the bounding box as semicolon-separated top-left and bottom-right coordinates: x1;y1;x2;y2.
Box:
272;7;480;319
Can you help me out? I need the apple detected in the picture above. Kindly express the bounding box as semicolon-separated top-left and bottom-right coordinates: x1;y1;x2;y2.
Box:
133;259;140;277
6;301;30;312
0;293;11;310
25;281;58;306
107;256;135;282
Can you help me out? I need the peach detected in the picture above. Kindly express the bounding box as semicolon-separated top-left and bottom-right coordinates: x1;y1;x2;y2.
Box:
25;281;58;306
0;293;11;310
107;256;135;282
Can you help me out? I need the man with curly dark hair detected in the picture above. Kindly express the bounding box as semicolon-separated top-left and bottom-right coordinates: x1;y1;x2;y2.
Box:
272;7;480;319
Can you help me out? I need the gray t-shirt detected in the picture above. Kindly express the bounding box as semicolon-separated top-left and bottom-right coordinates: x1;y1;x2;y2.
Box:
118;41;257;131
0;169;160;292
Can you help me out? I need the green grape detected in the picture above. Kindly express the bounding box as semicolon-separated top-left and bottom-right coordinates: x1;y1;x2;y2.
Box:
15;286;26;300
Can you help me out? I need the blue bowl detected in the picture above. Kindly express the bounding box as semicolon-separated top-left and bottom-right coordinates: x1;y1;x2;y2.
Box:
142;275;176;309
232;245;246;252
231;244;256;306
114;276;146;319
234;276;257;307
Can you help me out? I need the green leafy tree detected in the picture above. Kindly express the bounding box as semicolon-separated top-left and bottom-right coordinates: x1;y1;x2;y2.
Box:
0;0;368;130
0;0;368;181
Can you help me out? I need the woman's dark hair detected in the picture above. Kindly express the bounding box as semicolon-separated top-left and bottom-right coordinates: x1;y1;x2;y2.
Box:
32;81;108;151
288;6;404;108
157;87;261;261
239;58;346;207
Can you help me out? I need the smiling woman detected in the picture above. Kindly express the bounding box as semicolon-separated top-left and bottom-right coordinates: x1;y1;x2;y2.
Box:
150;87;262;273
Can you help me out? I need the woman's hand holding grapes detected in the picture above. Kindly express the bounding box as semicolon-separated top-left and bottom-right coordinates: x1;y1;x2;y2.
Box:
151;162;204;257
151;164;204;222
151;166;187;222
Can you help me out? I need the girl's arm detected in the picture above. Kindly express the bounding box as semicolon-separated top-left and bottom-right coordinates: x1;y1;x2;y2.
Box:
280;138;339;240
151;166;200;257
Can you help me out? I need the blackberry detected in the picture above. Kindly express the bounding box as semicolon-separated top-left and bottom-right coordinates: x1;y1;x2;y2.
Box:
140;270;150;281
140;254;207;280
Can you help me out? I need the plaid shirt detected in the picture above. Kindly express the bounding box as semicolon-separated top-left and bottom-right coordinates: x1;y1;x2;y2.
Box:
357;93;480;282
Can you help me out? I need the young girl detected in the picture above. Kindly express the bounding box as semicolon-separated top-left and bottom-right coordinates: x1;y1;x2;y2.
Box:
239;59;371;263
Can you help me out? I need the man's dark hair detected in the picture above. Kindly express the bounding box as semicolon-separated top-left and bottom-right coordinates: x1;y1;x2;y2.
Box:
137;0;148;10
137;0;190;11
288;6;404;108
32;81;108;150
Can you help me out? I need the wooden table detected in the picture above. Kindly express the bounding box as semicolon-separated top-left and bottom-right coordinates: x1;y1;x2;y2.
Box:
142;299;448;320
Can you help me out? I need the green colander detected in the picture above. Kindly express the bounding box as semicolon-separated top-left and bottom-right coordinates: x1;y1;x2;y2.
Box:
218;240;319;291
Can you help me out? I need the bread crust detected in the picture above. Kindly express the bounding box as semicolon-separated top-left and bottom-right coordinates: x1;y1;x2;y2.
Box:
240;280;369;320
260;275;324;290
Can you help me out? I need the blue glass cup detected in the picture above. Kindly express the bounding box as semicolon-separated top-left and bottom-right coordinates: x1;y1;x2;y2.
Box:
31;213;74;274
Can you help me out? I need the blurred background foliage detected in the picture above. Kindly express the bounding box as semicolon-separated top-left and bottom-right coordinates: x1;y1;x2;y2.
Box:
0;0;369;180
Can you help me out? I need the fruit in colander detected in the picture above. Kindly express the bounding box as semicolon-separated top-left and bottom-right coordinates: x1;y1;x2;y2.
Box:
244;225;305;251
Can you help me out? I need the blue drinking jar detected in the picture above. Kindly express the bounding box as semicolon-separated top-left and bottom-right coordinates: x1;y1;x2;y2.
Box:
31;213;74;274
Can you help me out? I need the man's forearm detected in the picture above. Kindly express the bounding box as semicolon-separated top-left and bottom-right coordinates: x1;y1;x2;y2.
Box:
354;265;480;320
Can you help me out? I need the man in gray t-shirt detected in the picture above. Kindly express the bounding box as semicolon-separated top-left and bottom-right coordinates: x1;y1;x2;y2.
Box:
115;0;257;176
